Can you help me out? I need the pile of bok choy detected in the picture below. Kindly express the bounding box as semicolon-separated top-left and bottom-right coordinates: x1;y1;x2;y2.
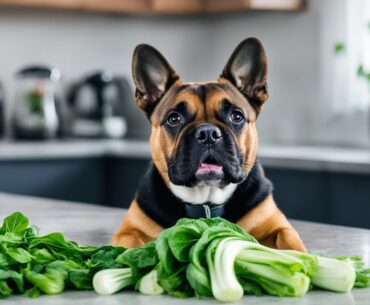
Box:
0;212;369;302
94;217;369;302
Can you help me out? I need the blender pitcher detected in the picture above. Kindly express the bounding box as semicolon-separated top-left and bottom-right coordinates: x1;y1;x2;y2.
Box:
12;66;64;139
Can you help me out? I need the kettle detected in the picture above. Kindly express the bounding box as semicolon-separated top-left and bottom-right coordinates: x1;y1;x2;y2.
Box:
68;71;127;138
12;66;64;139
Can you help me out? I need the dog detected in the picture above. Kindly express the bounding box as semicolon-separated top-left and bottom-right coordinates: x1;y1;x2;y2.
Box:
112;38;306;252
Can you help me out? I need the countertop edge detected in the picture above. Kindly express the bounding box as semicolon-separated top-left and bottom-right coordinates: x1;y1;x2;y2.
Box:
0;139;370;174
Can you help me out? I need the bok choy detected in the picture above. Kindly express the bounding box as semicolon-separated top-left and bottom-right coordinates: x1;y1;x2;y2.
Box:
0;211;369;301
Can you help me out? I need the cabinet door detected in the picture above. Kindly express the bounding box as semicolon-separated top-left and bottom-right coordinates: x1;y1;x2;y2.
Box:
104;157;151;208
264;167;328;223
327;172;370;229
0;158;105;204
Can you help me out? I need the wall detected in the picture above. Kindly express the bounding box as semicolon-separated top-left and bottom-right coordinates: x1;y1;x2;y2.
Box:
0;0;367;146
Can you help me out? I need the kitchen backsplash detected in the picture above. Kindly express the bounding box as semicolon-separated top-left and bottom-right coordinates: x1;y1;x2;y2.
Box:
0;0;368;146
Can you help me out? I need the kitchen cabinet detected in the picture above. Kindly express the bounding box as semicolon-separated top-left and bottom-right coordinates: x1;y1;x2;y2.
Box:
0;158;106;205
0;155;369;229
0;0;304;14
0;140;368;229
265;168;329;223
103;157;150;207
326;173;370;228
0;157;149;208
265;168;370;229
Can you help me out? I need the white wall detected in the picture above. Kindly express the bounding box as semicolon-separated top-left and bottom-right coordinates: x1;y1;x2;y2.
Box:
0;0;367;146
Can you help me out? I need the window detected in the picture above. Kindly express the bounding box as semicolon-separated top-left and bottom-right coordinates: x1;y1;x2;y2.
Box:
332;0;370;112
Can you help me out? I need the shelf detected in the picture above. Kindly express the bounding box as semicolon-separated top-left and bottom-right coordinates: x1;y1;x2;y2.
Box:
205;0;304;13
0;0;305;14
0;0;82;10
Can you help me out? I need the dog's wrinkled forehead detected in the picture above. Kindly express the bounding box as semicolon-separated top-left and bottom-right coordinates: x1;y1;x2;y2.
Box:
151;81;257;126
132;38;268;122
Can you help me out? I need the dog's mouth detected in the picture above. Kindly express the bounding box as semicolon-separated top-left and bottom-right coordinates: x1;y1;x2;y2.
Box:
195;156;223;176
193;155;226;186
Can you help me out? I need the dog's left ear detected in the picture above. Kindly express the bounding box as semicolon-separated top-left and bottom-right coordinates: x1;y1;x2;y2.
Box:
221;38;268;113
132;44;179;117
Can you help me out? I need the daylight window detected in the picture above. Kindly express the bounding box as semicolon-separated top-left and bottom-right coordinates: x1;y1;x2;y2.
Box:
331;0;370;112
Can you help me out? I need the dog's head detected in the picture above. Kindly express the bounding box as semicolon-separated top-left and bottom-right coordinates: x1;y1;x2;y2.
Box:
132;38;268;188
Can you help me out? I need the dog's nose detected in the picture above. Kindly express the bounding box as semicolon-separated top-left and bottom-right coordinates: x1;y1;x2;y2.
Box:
194;124;222;145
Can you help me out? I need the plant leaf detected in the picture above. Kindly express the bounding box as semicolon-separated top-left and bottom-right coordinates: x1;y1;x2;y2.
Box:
6;248;33;264
90;245;125;270
357;65;366;76
334;42;345;54
0;280;12;298
117;242;158;282
69;269;93;290
0;212;29;235
0;270;24;293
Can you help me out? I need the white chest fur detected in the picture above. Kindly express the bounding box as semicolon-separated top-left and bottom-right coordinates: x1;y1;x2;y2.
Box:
169;183;237;205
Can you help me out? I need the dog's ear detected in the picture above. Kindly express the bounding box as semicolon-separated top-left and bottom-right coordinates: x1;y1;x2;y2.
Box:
132;44;179;117
221;38;268;113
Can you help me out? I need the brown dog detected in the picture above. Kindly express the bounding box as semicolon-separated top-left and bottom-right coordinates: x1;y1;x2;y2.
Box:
112;38;306;252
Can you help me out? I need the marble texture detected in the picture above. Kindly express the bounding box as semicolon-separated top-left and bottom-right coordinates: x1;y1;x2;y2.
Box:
0;192;369;304
0;139;370;173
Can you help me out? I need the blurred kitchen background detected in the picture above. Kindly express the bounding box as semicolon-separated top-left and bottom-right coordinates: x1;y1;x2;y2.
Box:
0;0;369;228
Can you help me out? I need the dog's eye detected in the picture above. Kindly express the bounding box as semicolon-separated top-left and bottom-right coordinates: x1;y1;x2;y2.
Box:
167;112;182;126
229;110;245;124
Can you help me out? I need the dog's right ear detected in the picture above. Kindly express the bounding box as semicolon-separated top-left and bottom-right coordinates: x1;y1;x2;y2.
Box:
132;44;179;117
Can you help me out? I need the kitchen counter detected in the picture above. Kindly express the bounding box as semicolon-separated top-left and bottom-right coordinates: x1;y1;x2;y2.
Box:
0;139;370;174
0;192;369;305
0;139;151;160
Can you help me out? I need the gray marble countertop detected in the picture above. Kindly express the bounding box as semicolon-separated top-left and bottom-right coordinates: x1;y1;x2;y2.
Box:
1;139;370;174
0;192;369;305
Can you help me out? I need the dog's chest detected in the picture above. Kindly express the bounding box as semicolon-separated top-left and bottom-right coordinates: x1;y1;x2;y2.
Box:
169;183;237;205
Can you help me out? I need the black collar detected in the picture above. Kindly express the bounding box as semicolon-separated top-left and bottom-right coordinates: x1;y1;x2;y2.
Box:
184;203;225;218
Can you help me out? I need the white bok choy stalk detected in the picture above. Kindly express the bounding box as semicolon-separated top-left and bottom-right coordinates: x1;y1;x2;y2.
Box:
93;268;134;295
206;238;247;302
207;237;314;302
311;256;356;292
138;269;164;295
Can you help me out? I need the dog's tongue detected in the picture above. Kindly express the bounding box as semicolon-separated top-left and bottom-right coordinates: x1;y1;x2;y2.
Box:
196;162;223;175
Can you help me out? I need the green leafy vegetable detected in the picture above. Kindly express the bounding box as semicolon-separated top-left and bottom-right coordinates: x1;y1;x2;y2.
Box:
92;268;133;295
90;246;125;270
23;265;67;295
332;256;370;289
0;212;125;298
236;247;314;298
116;241;158;281
6;248;33;264
311;256;355;292
0;211;369;301
138;269;164;295
0;212;29;235
0;269;24;294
